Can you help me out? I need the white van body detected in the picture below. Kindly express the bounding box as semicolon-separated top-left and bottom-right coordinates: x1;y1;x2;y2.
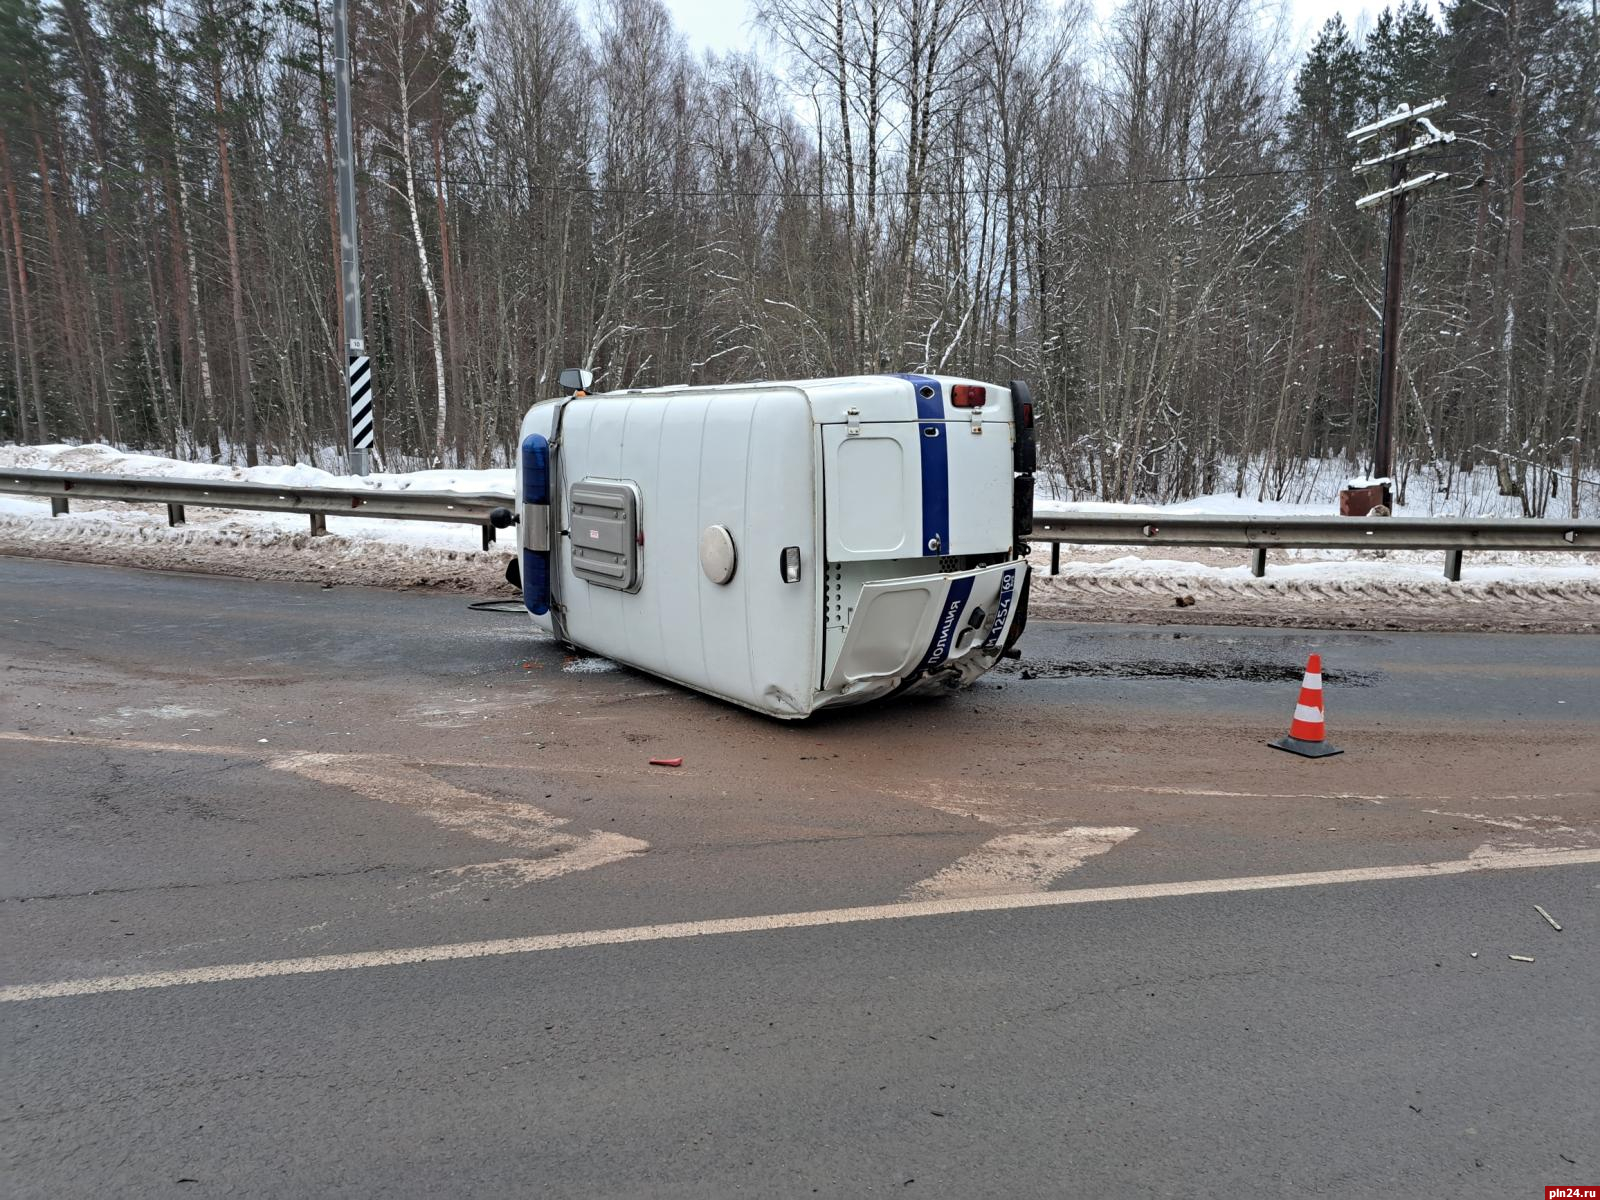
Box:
515;374;1031;718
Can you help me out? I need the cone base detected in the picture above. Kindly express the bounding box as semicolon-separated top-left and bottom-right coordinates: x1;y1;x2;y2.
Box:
1270;735;1344;758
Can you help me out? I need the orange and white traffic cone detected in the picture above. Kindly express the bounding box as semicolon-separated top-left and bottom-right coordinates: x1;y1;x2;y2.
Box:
1269;653;1344;758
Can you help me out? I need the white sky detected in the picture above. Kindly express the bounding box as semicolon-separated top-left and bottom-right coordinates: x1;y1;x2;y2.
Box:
660;0;1418;62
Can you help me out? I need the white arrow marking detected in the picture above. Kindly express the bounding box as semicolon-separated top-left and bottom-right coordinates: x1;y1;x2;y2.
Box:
905;825;1139;901
269;752;647;886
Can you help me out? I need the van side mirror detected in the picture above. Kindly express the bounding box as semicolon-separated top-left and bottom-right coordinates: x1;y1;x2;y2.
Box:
559;367;593;395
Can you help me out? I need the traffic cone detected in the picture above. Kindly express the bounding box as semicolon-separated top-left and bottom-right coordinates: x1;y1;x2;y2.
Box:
1269;653;1344;758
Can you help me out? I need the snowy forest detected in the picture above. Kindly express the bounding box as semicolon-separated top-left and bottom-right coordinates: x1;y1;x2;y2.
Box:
0;0;1596;512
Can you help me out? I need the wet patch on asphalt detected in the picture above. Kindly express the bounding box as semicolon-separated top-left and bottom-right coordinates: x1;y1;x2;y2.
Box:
998;658;1383;686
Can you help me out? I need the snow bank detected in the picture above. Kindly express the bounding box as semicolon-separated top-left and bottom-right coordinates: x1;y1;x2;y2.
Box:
1035;458;1596;520
0;442;515;497
1035;549;1599;589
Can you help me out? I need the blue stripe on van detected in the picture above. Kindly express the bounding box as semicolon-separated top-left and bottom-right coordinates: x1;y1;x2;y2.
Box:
916;575;975;672
520;433;551;617
896;373;949;555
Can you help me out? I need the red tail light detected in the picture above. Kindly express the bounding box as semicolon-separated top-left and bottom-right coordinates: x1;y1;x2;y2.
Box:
1021;401;1033;428
950;384;987;408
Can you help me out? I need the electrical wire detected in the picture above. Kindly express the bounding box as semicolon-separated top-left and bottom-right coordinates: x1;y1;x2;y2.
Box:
419;147;1498;201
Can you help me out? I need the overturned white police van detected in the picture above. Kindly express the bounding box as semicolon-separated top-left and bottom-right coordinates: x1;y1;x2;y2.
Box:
499;373;1037;718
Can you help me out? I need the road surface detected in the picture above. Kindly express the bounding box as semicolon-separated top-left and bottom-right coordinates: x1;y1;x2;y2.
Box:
3;558;1597;1197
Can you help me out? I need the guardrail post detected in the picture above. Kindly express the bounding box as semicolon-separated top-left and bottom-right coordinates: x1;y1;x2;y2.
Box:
50;497;69;517
166;503;186;527
1444;549;1463;582
1251;547;1267;577
481;523;495;552
309;512;328;536
1050;542;1061;576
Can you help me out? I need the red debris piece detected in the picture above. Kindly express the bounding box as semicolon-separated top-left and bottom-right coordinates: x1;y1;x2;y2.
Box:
648;757;683;768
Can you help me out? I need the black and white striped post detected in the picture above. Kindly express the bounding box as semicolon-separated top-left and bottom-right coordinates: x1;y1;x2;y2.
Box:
348;352;374;458
333;0;372;476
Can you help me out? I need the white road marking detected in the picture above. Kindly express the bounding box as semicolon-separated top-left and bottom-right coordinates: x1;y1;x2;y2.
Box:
904;825;1139;900
95;704;222;725
268;752;647;887
5;846;1597;1004
0;731;646;781
0;731;232;756
441;832;650;886
1095;784;1391;804
1422;808;1581;835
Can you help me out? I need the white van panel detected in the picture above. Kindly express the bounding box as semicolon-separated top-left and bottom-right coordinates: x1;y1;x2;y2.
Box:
822;425;918;558
823;582;941;685
823;418;1014;560
943;417;1017;555
553;388;818;714
820;559;1026;698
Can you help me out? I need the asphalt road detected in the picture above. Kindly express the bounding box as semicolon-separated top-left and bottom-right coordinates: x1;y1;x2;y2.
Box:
3;558;1598;1198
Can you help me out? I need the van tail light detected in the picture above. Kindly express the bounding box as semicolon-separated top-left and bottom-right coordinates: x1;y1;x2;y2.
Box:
950;384;986;408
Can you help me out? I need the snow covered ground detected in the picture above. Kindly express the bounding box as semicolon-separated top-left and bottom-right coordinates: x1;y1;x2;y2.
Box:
1028;546;1600;590
0;442;503;558
1;443;1596;629
1037;455;1597;521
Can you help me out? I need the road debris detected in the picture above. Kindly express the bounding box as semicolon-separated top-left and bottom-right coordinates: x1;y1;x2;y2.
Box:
1508;954;1536;963
1469;952;1479;958
648;757;683;768
1533;904;1563;932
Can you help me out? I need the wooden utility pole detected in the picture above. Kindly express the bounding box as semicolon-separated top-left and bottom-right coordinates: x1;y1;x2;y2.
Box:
1346;99;1454;512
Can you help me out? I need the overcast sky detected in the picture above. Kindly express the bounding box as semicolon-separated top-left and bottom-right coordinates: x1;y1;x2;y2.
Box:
659;0;1418;62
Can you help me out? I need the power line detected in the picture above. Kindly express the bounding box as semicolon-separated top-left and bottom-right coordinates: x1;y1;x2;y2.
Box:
420;149;1488;201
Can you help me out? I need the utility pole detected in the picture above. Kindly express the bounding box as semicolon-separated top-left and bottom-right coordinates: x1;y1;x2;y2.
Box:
1344;99;1454;513
333;0;372;476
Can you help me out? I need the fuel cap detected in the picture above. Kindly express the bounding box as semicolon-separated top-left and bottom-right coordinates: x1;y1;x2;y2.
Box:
699;524;737;585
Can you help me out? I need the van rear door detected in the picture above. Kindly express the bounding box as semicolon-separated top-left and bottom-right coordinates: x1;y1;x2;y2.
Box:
821;380;1013;562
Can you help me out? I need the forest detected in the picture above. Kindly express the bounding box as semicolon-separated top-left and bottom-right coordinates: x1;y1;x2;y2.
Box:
1;0;1596;512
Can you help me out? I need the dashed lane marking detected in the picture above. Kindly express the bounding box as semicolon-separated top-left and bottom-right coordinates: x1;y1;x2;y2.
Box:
4;846;1597;1004
267;752;647;888
0;732;649;891
904;825;1139;900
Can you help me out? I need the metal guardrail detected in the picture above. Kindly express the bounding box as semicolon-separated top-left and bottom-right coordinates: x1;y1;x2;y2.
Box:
1030;511;1599;580
0;468;512;550
2;468;1595;580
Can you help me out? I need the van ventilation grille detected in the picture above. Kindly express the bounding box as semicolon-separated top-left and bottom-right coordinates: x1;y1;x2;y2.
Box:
825;562;844;628
938;556;960;573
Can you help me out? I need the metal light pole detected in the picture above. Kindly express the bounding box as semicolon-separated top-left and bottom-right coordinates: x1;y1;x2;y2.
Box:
333;0;373;476
1346;98;1453;513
